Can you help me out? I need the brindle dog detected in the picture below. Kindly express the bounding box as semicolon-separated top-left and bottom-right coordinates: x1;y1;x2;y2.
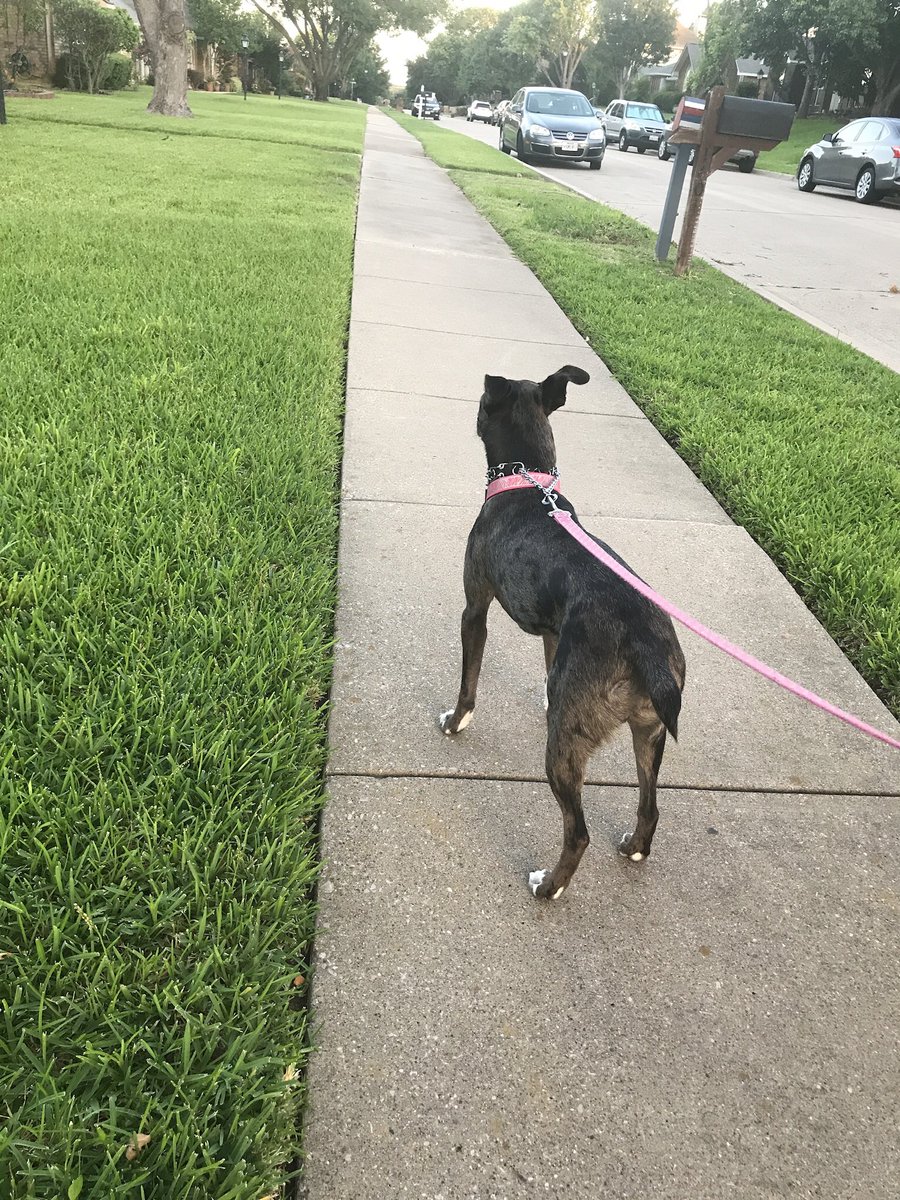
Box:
439;366;686;900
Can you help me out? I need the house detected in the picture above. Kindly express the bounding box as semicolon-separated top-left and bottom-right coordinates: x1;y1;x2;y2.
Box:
640;26;769;99
1;0;142;83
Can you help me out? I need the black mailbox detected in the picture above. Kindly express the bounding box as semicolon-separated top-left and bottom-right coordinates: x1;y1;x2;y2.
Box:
716;96;795;141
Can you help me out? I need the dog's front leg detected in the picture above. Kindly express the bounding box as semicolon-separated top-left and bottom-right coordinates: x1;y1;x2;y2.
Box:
439;600;491;735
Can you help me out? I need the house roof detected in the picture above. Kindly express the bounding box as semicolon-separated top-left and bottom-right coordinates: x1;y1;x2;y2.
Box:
736;57;768;77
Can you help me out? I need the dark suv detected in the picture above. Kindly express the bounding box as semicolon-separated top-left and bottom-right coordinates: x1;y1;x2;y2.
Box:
412;93;440;120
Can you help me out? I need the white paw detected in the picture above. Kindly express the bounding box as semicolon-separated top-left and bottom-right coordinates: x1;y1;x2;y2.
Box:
529;869;548;896
528;869;564;899
439;708;473;735
618;834;644;862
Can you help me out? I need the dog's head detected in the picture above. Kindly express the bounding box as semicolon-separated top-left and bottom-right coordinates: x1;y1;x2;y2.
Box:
477;365;590;467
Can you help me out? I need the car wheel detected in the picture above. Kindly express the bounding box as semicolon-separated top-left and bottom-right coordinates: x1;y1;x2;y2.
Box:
618;131;628;152
516;132;530;164
796;157;815;192
657;141;671;161
589;158;602;170
855;165;879;204
637;146;646;155
738;157;755;174
499;127;511;154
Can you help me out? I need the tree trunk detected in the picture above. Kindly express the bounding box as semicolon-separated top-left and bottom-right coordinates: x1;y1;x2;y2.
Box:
797;66;816;119
133;0;192;117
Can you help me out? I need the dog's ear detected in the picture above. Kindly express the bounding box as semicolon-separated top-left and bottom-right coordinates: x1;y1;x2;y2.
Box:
541;365;590;414
482;374;513;411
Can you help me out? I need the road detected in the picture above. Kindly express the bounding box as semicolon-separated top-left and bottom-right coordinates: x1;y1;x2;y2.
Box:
441;114;900;374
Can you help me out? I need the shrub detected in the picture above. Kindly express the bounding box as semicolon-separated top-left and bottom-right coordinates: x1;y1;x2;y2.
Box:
654;87;682;114
629;74;652;101
102;52;132;90
53;0;139;93
188;67;206;89
53;51;132;91
229;76;242;93
736;79;760;97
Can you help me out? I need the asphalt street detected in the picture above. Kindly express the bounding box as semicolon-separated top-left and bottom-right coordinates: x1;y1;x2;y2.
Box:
443;113;900;374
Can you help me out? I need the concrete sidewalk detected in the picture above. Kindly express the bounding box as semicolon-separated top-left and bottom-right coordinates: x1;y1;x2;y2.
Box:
302;111;900;1199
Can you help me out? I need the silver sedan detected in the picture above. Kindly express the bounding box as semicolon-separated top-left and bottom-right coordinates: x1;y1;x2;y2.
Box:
797;117;900;204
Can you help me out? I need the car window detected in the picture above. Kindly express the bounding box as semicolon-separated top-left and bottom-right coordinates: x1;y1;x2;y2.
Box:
835;122;864;143
525;91;594;116
512;90;523;108
857;120;886;142
607;102;620;117
626;104;664;121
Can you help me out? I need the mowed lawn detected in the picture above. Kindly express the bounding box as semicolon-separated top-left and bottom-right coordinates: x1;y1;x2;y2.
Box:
390;112;900;717
756;116;843;174
0;92;364;1197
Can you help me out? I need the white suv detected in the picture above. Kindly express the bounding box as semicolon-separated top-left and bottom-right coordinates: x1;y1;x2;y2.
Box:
467;100;493;124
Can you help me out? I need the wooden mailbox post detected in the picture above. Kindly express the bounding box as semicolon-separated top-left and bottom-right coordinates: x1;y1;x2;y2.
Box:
657;87;795;275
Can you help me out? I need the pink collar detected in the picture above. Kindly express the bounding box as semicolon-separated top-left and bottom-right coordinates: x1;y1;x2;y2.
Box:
485;472;559;502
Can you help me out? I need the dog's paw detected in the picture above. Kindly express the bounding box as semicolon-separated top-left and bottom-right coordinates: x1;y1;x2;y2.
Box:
617;833;646;862
439;708;473;735
528;868;565;900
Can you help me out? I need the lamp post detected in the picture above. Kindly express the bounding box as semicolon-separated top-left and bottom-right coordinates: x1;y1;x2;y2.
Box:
561;49;568;88
350;77;356;102
241;35;249;100
278;47;285;100
757;66;765;100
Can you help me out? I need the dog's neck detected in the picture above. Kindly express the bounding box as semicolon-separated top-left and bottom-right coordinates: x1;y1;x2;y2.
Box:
482;430;557;476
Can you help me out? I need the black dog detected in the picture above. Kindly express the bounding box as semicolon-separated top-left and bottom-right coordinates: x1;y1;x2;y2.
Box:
439;366;686;900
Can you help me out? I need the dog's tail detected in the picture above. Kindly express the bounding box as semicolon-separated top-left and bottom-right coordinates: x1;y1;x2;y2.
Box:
637;652;683;740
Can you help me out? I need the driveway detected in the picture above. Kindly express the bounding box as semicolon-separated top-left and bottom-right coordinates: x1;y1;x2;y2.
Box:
444;115;900;374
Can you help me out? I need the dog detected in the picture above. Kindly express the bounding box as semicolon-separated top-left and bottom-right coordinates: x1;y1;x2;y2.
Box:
439;365;686;900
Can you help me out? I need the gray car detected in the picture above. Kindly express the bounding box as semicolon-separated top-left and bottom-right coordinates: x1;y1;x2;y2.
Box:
797;117;900;204
499;87;606;169
603;100;668;153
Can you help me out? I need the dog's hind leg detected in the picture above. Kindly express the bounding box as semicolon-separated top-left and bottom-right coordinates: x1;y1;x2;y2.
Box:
618;716;667;862
542;633;558;712
439;591;493;735
529;726;593;900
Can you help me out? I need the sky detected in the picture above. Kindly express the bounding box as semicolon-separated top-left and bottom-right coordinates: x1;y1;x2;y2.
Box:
378;2;710;86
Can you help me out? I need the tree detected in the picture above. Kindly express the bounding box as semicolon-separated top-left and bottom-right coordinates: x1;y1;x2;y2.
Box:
458;10;533;100
740;0;879;116
687;0;744;93
506;0;599;90
594;0;676;97
870;0;900;114
251;0;444;102
344;39;388;101
188;0;244;81
133;0;193;116
53;0;139;93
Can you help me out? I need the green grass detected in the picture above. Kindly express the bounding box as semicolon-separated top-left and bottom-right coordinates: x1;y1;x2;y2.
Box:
6;86;363;152
757;116;843;174
388;112;900;716
0;95;365;1196
390;109;532;175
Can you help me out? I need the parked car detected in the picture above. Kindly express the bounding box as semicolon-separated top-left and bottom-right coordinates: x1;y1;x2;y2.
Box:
797;117;900;204
491;100;509;126
657;133;758;173
499;87;606;169
411;92;440;120
603;100;668;153
467;100;493;123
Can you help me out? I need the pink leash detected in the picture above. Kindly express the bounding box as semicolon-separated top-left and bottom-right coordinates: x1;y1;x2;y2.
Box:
485;471;900;752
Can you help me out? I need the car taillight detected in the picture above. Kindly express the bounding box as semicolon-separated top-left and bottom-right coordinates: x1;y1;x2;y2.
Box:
893;146;900;158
